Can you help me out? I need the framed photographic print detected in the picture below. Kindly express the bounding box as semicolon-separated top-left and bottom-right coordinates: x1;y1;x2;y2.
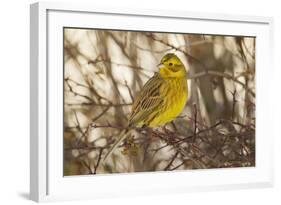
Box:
30;2;274;202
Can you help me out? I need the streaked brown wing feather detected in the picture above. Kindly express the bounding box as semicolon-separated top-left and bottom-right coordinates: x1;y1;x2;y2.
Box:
129;73;164;127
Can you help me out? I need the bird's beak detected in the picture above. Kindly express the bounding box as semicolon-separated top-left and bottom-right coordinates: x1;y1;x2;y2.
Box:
157;63;164;69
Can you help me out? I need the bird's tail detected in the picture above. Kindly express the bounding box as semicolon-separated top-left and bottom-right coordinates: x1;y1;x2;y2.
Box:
103;128;130;163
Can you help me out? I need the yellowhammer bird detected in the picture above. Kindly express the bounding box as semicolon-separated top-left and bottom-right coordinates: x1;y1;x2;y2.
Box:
103;53;188;162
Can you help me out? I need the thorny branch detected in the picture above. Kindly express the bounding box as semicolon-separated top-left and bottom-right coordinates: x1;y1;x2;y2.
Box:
64;30;255;175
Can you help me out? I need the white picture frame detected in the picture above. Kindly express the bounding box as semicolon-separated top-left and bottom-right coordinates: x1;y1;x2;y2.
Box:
30;2;274;202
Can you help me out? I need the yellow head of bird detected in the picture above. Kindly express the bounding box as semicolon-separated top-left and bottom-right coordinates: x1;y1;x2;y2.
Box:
158;53;187;78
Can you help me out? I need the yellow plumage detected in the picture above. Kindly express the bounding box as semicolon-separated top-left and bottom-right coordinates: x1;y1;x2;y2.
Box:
103;53;188;162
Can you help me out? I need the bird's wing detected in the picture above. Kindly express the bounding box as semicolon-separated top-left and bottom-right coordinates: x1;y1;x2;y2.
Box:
128;73;164;127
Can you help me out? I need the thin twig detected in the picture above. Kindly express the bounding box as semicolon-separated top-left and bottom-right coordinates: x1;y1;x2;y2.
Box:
124;80;134;102
65;102;132;107
145;33;208;70
81;160;93;174
93;148;104;174
193;104;197;143
188;71;255;97
230;89;237;120
164;151;179;171
65;79;95;102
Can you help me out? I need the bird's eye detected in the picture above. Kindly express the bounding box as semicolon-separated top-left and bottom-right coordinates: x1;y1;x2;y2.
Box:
169;62;173;66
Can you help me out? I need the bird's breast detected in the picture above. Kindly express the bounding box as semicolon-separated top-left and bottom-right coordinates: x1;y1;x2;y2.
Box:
149;78;188;127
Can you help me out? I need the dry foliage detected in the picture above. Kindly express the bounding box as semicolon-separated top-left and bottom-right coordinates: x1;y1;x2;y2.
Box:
63;29;255;175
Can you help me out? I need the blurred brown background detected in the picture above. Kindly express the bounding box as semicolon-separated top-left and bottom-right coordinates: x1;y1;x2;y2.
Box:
63;28;255;176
